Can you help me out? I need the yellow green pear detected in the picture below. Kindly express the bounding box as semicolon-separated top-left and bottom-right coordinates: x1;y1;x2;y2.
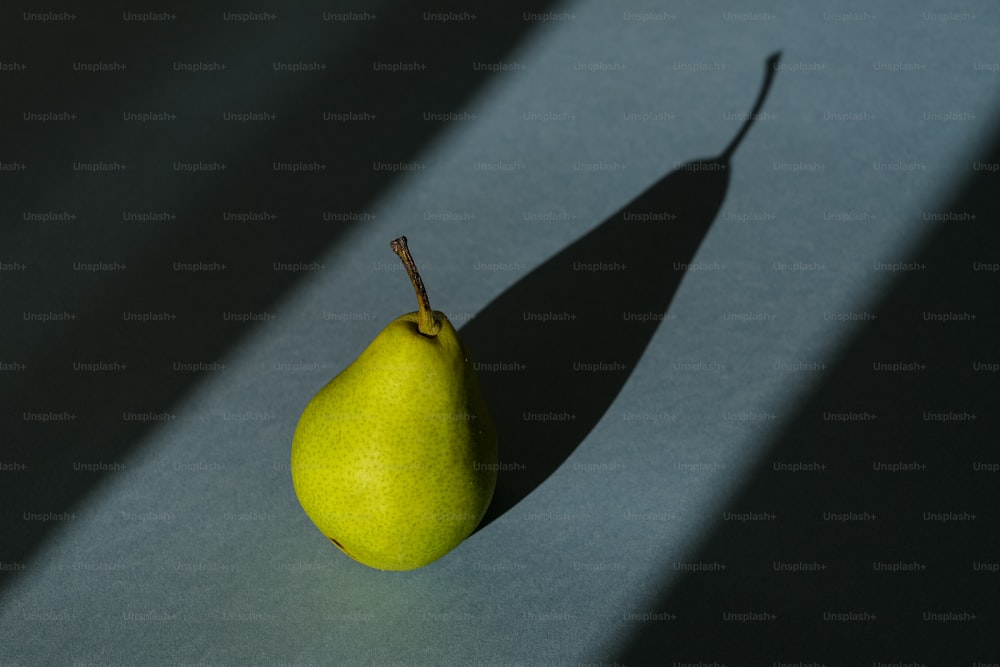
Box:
291;236;498;570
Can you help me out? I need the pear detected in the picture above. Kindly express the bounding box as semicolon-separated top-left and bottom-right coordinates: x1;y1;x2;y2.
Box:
291;236;498;570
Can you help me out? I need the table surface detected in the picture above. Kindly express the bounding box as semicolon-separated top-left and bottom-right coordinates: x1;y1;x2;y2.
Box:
2;1;998;664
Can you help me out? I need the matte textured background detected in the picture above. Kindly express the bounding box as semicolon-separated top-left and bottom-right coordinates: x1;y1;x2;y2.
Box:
2;1;998;665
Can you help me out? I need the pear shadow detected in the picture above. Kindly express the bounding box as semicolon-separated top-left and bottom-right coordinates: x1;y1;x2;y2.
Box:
465;52;783;529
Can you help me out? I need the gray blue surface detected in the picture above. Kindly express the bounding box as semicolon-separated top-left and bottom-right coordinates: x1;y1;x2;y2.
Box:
2;1;998;664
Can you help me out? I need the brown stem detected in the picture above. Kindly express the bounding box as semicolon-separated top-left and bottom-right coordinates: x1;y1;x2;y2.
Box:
390;236;441;337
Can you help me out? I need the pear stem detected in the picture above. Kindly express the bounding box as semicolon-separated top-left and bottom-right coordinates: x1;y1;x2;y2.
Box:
390;236;441;337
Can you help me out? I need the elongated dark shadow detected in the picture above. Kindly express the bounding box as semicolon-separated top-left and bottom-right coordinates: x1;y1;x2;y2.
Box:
466;52;783;529
0;0;563;592
611;105;1000;666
